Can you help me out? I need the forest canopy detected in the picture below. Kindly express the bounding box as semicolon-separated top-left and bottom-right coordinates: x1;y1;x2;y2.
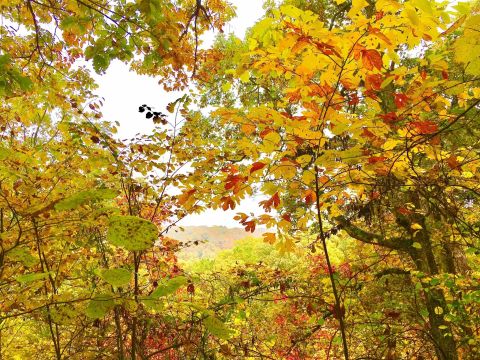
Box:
1;0;480;359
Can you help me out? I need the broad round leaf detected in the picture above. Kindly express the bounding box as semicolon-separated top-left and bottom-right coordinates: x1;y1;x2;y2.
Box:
7;246;37;267
55;189;118;211
150;276;187;298
85;294;114;319
107;215;158;251
16;272;50;283
204;316;233;340
101;268;131;287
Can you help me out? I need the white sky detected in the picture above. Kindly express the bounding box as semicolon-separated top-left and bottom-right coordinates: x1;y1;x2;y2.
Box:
93;0;266;227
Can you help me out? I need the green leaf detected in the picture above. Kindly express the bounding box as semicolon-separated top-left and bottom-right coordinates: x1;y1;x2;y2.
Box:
107;215;158;251
141;297;164;312
100;268;131;287
0;54;11;67
14;74;33;91
7;247;37;267
55;189;118;211
150;276;187;297
412;242;422;249
85;294;115;319
16;272;50;283
204;315;232;340
93;53;110;74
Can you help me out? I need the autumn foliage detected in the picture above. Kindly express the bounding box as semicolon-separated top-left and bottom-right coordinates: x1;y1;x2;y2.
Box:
1;0;480;359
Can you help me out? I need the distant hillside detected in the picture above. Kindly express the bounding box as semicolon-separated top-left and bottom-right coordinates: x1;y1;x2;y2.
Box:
168;226;266;259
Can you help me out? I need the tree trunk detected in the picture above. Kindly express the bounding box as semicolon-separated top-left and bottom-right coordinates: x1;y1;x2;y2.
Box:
409;249;458;360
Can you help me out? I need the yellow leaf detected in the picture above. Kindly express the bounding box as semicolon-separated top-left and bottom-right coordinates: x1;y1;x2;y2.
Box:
383;139;400;150
296;154;312;166
263;232;276;244
239;71;250;83
241;123;256;135
405;7;420;26
222;82;232;92
411;223;423;230
302;171;315;185
434;306;444;315
348;0;368;18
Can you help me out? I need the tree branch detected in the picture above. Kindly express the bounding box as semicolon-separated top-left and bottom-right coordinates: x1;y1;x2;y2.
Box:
336;217;412;251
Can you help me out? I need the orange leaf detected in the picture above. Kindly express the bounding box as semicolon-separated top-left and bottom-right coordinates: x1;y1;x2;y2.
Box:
260;192;281;212
250;162;266;174
220;196;235;210
365;73;383;91
263;232;276;244
304;189;316;204
447;155;460;170
241;123;256;135
411;121;438;135
244;220;256;233
177;189;196;205
369;27;392;45
368;156;387;164
361;49;383;71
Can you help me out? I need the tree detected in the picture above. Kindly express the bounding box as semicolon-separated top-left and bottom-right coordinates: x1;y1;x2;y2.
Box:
196;1;480;358
2;0;480;359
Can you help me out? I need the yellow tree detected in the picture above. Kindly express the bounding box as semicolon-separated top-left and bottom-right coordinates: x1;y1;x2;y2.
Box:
193;0;480;358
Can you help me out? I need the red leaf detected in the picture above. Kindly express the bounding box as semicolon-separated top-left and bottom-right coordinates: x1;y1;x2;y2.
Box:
379;112;399;125
348;92;359;105
447;155;460;170
304;189;316;204
365;73;383;91
361;49;383;71
398;207;413;215
371;191;381;199
225;174;246;194
250;162;266;174
411;121;438;134
362;128;376;139
244;220;256;233
368;156;387;164
442;70;449;80
220;196;236;210
259;192;280;212
259;128;273;139
394;93;409;108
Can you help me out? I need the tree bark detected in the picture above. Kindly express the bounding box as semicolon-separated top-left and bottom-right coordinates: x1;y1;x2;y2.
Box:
338;217;458;360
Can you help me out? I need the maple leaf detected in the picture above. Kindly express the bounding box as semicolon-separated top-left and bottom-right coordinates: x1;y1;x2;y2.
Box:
177;189;196;205
361;49;383;71
262;232;276;244
220;196;235;210
244;220;256;232
225;174;247;194
259;192;280;212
